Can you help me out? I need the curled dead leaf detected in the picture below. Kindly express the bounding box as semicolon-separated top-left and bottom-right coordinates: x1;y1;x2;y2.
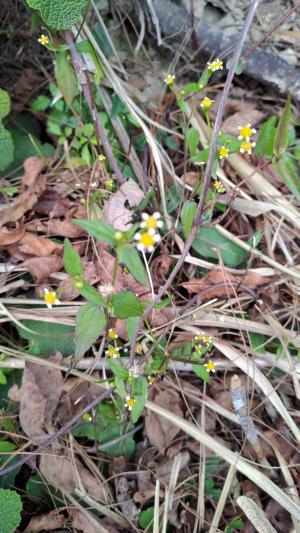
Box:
0;225;26;246
23;256;64;283
102;180;144;230
24;511;65;532
145;385;183;449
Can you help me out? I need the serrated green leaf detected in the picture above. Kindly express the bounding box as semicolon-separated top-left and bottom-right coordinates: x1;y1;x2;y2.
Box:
192;364;210;382
131;376;148;423
192;148;210;164
112;291;143;319
73;219;116;245
31;95;50;112
0;489;22;533
75;304;106;358
0;89;11;119
79;281;106;306
55;53;78;107
18;320;75;357
107;360;128;380
114;376;127;398
274;154;300;202
0;122;14;172
186;128;200;158
192;227;246;267
218;133;240;153
63;238;83;277
256;115;277;160
181;200;197;239
117;243;149;287
127;316;140;342
26;0;89;29
274;93;292;158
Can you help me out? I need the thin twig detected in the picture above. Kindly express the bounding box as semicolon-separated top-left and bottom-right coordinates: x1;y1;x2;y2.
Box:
64;31;126;185
129;0;262;365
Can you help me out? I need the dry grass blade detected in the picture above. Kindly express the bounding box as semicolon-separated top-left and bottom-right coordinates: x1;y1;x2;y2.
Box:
145;400;300;521
237;496;277;533
208;463;237;533
153;479;160;533
213;340;300;444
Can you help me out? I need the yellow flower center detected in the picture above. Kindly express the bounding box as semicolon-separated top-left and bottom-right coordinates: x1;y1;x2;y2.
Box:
38;35;49;46
240;140;253;152
214;181;224;193
107;347;118;357
239;125;253;139
126;398;136;408
105;180;113;188
44;292;57;305
219;146;229;158
165;74;175;86
108;329;117;339
82;413;92;422
206;361;215;372
200;97;213;110
145;216;158;229
140;232;155;247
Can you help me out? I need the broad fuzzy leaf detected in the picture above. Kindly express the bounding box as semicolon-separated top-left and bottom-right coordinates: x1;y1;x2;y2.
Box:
0;123;14;172
112;291;143;319
73;219;116;245
0;489;22;533
181;200;197;239
55;53;78;107
75;304;106;358
117;243;149;286
0;89;11;119
256;115;277;160
63;238;83;277
26;0;89;29
192;227;246;267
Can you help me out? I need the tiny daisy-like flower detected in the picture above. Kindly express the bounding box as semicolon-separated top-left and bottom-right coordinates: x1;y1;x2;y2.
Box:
98;283;115;299
43;288;60;309
98;154;106;162
240;140;256;154
106;346;120;358
134;230;160;252
164;74;175;86
105;179;113;189
108;328;118;340
140;212;163;230
213;180;225;193
238;124;257;141
195;332;204;342
205;360;216;373
194;344;203;354
148;375;156;384
219;146;229;159
129;365;140;378
207;58;223;72
38;34;49;46
200;96;214;111
82;412;92;422
203;335;212;345
125;395;136;411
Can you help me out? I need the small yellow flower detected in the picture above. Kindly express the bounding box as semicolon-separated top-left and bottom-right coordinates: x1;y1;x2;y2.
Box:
82;412;92;422
205;360;216;373
213;180;225;193
207;58;223;72
194;344;203;354
164;74;175;86
43;288;60;309
219;146;229;159
98;154;106;162
148;375;155;384
106;346;120;358
125;395;136;411
108;328;118;340
238;124;257;141
200;96;214;111
105;179;113;189
204;335;212;346
140;212;163;230
134;230;160;252
195;332;204;342
240;140;256;154
38;35;49;46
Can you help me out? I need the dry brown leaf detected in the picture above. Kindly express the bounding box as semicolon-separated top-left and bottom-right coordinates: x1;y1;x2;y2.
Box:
151;451;190;484
0;225;26;245
23;256;64;283
145;385;184;449
17;357;64;444
24;511;65;532
102;180;144;230
180;171;199;187
47;217;86;238
181;268;274;298
40;454;109;502
223;100;263;136
111;457;139;524
33;190;72;217
0;157;46;227
9;232;62;258
70;509;114;533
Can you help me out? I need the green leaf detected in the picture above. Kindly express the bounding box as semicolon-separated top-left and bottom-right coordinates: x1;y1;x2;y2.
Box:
79;281;106;306
192;364;210;382
18;320;75;357
0;442;20;490
75;304;106;358
0;122;14;172
256;115;277;160
164;185;181;214
131;376;148;423
117;243;149;287
112;291;143;319
181;200;197;239
31;95;50;112
192;148;210;164
225;518;244;533
107;360;128;380
0;89;11;119
138;507;154;529
186;128;200;158
0;370;6;385
73;219;116;245
63;238;83;277
26;0;89;29
55;53;78;107
114;376;127;398
218;133;240;153
192;227;246;267
0;489;22;533
153;296;172;309
197;68;211;89
179;82;201;97
274;154;300;202
274;93;292;158
127;316;140;342
249;333;266;353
